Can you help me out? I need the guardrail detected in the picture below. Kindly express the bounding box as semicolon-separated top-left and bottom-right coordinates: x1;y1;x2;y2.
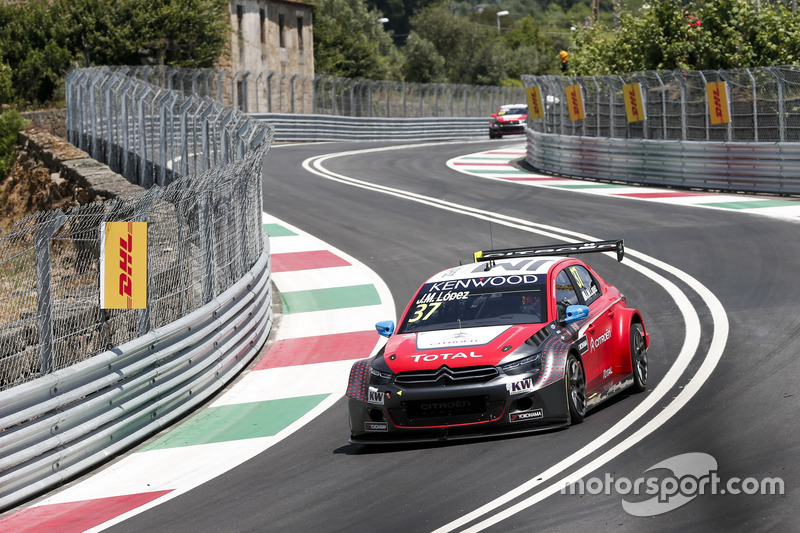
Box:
121;67;526;118
523;66;800;195
525;130;800;195
0;243;271;510
253;113;490;142
0;67;274;512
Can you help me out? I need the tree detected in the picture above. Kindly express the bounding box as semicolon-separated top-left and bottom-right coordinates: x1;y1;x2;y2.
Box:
410;4;496;84
502;15;559;77
0;0;230;106
314;0;403;80
401;33;446;83
569;0;800;75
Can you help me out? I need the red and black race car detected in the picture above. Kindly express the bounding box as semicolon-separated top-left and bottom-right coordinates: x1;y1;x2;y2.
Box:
489;104;528;138
346;240;649;444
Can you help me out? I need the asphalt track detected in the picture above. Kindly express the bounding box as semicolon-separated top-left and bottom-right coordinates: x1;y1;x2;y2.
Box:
108;140;799;532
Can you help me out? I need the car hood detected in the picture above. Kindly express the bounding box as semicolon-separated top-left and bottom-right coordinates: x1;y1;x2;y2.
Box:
383;324;545;373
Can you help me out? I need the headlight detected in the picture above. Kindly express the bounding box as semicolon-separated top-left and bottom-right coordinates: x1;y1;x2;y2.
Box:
500;351;542;376
369;366;393;385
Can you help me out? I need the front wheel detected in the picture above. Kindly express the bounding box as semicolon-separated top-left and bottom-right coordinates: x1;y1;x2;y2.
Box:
566;353;586;424
630;323;648;392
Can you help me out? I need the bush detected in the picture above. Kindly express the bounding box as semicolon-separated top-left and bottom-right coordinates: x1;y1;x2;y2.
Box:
0;110;28;181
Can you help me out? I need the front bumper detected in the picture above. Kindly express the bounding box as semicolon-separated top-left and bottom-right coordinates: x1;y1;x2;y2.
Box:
348;376;569;444
496;123;526;134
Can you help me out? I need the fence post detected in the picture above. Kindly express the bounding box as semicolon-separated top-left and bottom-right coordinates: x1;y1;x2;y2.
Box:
697;71;710;141
217;70;227;104
241;71;251;112
200;101;215;171
655;73;666;139
255;72;263;113
180;97;194;177
198;170;221;304
35;210;67;375
102;75;113;163
90;72;102;160
219;110;233;167
134;189;163;336
678;72;688;140
121;81;132;179
770;67;786;142
637;75;648;140
191;70;202;99
747;68;758;142
136;86;151;187
290;74;297;113
606;77;616;138
267;72;274;113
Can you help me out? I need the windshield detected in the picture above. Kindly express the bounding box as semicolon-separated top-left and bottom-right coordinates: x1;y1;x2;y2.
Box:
498;106;527;116
399;282;547;334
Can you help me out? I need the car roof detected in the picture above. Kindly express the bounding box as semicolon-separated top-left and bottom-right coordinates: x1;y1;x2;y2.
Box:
425;257;564;284
499;104;527;109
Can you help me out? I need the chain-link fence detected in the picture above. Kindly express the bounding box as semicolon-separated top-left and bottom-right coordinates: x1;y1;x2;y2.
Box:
523;66;800;142
118;66;526;118
0;67;272;392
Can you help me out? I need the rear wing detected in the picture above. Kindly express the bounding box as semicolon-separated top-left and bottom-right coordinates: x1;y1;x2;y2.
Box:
474;239;624;263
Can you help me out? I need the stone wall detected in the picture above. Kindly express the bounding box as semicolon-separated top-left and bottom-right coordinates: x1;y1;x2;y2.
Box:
0;127;143;230
21;109;67;139
19;127;143;200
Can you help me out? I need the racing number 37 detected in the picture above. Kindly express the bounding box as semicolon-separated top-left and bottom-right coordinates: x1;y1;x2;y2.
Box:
407;302;441;323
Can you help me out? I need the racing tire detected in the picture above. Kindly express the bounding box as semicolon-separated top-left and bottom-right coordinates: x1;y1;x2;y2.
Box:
489;130;498;139
566;353;586;424
630;323;648;393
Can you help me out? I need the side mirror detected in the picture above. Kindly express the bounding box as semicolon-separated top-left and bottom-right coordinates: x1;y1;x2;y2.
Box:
564;305;589;324
491;113;497;118
375;320;395;338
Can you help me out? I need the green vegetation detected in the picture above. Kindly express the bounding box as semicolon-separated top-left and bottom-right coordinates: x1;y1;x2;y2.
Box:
0;0;229;107
554;0;800;74
318;0;800;81
0;110;28;181
3;0;800;107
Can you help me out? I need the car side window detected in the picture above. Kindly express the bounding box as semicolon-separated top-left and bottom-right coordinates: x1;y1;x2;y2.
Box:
555;270;579;320
567;265;601;306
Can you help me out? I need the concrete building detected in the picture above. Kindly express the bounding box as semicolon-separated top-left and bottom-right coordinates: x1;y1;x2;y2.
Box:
226;0;314;112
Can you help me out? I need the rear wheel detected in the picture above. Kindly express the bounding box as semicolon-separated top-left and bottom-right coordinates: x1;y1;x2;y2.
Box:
566;353;586;424
630;323;648;392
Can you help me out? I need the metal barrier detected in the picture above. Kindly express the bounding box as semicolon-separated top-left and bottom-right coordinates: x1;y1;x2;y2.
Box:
255;113;490;142
0;67;274;511
121;66;526;118
0;244;271;510
523;67;800;195
526;131;800;195
522;67;800;142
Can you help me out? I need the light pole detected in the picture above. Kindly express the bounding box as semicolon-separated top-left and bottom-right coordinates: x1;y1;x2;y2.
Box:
496;10;508;32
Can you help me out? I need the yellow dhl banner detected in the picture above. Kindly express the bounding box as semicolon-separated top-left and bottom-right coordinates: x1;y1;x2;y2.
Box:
526;86;545;120
101;221;148;309
565;85;586;121
706;81;731;125
623;82;646;123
